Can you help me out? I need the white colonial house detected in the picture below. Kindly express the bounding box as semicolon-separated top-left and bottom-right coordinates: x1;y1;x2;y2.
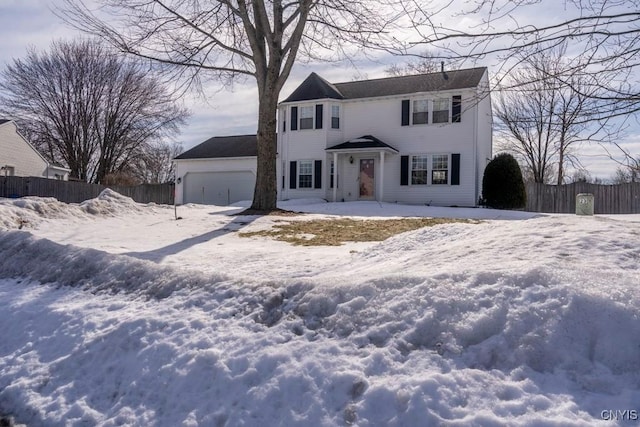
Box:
0;119;70;180
174;67;492;207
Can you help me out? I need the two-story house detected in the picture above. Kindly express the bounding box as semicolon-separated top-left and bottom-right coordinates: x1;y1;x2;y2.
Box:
174;67;492;207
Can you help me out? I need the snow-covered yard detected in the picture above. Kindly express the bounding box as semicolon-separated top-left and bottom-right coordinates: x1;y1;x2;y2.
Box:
1;191;639;426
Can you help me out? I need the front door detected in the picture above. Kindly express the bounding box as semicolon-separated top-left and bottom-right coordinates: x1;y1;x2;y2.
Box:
359;159;375;199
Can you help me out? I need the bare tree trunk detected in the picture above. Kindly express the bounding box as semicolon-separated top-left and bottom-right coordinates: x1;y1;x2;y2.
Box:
557;137;564;185
252;92;279;211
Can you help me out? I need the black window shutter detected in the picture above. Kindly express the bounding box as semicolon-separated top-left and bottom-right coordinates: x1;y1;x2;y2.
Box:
289;161;297;189
315;104;323;129
401;100;410;126
452;96;462;123
451;153;461;185
400;155;409;186
291;107;298;131
314;160;322;189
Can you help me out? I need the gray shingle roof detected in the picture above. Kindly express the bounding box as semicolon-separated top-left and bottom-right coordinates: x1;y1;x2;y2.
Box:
174;134;257;160
283;72;344;102
327;135;398;152
282;67;487;103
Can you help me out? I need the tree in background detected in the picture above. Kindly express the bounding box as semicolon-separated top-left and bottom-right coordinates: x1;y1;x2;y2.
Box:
0;39;188;183
385;51;464;77
407;0;640;118
482;153;526;210
130;141;184;184
58;0;414;211
605;142;640;183
494;45;616;184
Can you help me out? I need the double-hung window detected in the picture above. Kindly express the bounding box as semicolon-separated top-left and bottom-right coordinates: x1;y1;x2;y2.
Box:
433;98;449;123
331;105;340;129
299;106;314;130
412;100;429;125
432;154;449;184
411;155;429;185
298;160;313;188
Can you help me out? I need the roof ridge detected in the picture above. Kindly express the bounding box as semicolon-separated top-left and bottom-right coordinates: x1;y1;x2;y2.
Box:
334;66;487;86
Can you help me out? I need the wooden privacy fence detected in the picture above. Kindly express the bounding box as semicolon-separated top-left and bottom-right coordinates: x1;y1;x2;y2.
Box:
0;176;174;205
526;182;640;214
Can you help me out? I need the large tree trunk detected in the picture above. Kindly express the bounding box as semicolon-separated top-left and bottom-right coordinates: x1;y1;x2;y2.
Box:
250;89;279;211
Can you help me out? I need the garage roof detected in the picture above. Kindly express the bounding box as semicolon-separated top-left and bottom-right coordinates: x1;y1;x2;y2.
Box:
175;134;257;159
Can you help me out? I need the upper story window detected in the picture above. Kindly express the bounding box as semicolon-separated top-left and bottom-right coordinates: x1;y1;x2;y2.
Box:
432;98;449;123
331;105;340;129
299;106;314;130
402;96;462;126
290;104;323;131
412;100;429;125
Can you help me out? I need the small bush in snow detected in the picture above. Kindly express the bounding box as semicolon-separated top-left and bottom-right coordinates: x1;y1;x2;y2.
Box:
482;153;526;210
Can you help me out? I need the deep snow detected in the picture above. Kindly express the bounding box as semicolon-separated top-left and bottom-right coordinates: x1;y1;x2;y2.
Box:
0;191;639;426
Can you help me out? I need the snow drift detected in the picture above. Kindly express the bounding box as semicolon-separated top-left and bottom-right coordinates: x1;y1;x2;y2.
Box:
0;193;639;426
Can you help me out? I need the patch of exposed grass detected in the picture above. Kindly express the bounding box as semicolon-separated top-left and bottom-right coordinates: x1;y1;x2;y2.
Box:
239;217;477;246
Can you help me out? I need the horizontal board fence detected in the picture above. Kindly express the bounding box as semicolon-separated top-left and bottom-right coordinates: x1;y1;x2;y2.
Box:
526;182;640;214
0;176;174;205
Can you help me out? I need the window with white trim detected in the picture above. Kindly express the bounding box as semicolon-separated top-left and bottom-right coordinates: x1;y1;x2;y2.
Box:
411;155;428;185
432;154;449;184
331;105;340;129
412;100;428;125
1;165;15;176
298;160;313;188
432;98;450;123
299;106;313;130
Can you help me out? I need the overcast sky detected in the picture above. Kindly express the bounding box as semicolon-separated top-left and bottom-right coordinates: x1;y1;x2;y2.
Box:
0;0;638;181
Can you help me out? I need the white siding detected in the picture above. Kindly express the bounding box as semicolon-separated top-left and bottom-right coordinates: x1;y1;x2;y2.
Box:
277;71;493;207
0;121;48;178
279;100;340;200
475;73;493;202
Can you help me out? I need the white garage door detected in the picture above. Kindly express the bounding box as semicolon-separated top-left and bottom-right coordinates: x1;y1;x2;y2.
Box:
183;171;255;205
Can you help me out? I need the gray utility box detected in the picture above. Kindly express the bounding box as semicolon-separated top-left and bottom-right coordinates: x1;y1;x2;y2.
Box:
576;193;595;216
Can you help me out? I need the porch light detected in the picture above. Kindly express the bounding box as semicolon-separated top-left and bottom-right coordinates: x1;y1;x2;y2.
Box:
349;156;354;164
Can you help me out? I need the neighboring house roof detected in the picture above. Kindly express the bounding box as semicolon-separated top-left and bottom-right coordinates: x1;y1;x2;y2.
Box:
326;135;399;153
174;134;257;160
282;67;487;103
0;119;10;126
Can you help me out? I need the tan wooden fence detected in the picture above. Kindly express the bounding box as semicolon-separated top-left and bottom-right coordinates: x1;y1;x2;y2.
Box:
0;176;174;205
526;182;640;214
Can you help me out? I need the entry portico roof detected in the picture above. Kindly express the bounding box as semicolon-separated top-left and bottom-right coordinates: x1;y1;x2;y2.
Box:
326;135;399;153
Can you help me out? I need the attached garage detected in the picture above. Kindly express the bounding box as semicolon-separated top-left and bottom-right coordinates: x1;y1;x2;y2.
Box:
174;134;258;205
183;170;255;205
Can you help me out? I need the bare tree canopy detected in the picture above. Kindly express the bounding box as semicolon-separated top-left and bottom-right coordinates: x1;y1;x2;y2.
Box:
57;0;408;210
495;44;620;184
0;39;188;183
130;140;184;184
384;50;464;77
407;0;640;117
